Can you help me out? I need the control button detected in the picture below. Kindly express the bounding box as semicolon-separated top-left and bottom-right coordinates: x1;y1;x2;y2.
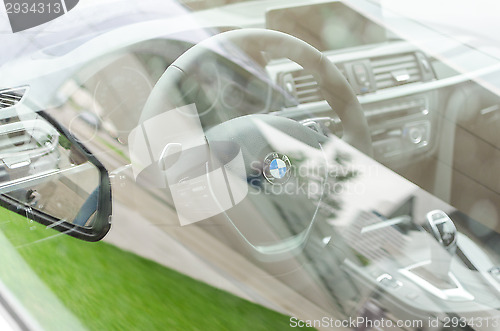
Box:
353;63;368;84
408;127;423;144
281;73;297;107
403;121;430;147
417;52;432;72
421;58;431;72
281;73;295;94
430;210;447;221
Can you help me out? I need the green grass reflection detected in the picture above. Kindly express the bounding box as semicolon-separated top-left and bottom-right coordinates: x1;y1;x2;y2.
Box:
0;208;315;331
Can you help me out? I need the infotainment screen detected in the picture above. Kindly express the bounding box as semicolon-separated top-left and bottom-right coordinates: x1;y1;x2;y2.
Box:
266;2;387;51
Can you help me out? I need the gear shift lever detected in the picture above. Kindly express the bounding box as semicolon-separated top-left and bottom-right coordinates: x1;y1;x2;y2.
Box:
399;210;473;300
427;210;458;280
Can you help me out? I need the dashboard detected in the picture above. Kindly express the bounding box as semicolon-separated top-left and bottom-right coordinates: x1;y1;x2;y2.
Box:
262;2;439;167
36;0;482;195
267;41;438;165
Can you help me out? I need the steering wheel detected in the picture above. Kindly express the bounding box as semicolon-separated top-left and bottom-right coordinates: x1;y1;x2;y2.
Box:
132;28;372;257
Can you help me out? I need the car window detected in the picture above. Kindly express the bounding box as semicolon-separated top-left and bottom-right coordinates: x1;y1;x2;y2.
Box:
1;1;500;330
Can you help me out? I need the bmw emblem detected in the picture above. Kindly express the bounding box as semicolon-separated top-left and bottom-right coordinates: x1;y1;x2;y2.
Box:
263;152;292;184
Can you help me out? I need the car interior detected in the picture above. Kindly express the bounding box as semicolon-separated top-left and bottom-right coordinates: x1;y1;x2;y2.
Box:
41;0;500;243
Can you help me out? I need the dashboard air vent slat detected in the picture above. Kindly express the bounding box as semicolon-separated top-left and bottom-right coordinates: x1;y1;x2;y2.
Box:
290;71;323;104
0;87;27;109
371;53;422;90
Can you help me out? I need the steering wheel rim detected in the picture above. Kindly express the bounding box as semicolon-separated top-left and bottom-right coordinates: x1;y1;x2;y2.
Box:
139;28;373;156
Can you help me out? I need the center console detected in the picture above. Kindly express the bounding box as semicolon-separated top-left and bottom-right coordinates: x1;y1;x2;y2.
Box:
365;92;437;163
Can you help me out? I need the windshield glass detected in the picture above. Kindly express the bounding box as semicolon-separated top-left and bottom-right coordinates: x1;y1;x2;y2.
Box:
1;1;500;330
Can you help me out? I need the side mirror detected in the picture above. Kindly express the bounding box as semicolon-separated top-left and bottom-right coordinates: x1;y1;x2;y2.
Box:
0;110;111;241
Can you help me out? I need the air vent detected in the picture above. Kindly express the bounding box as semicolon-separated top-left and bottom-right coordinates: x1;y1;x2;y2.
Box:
0;119;59;171
371;54;422;90
290;71;323;104
0;86;28;109
286;67;350;104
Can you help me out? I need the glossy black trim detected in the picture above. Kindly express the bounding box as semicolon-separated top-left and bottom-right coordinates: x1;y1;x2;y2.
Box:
0;111;112;242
